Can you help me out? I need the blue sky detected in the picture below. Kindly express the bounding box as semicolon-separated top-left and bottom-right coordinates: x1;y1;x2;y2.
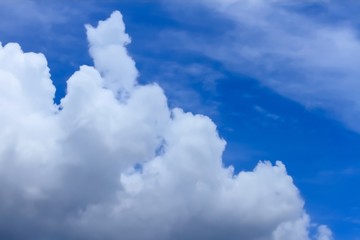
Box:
0;1;359;239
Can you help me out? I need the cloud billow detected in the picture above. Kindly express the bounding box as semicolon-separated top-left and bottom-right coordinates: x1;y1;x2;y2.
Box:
0;11;331;240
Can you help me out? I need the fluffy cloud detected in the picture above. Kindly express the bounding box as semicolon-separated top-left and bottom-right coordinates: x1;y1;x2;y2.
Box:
0;11;331;240
168;0;360;133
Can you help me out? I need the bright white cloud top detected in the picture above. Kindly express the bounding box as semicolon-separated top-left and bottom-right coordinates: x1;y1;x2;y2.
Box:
0;11;332;240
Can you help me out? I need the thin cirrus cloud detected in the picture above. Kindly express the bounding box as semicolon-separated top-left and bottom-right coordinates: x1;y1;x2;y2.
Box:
0;11;331;240
165;0;360;133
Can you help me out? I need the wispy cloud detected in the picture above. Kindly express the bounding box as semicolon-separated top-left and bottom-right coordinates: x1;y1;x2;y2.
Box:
161;0;360;133
254;105;281;120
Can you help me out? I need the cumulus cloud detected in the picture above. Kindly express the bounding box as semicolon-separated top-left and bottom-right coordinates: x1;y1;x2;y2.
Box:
0;11;331;240
167;0;360;133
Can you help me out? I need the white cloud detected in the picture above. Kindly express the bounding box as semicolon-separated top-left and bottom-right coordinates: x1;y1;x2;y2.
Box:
316;225;333;240
0;11;331;240
85;11;138;95
166;0;360;133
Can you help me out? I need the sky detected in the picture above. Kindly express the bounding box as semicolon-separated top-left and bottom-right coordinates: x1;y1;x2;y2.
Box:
0;0;359;239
